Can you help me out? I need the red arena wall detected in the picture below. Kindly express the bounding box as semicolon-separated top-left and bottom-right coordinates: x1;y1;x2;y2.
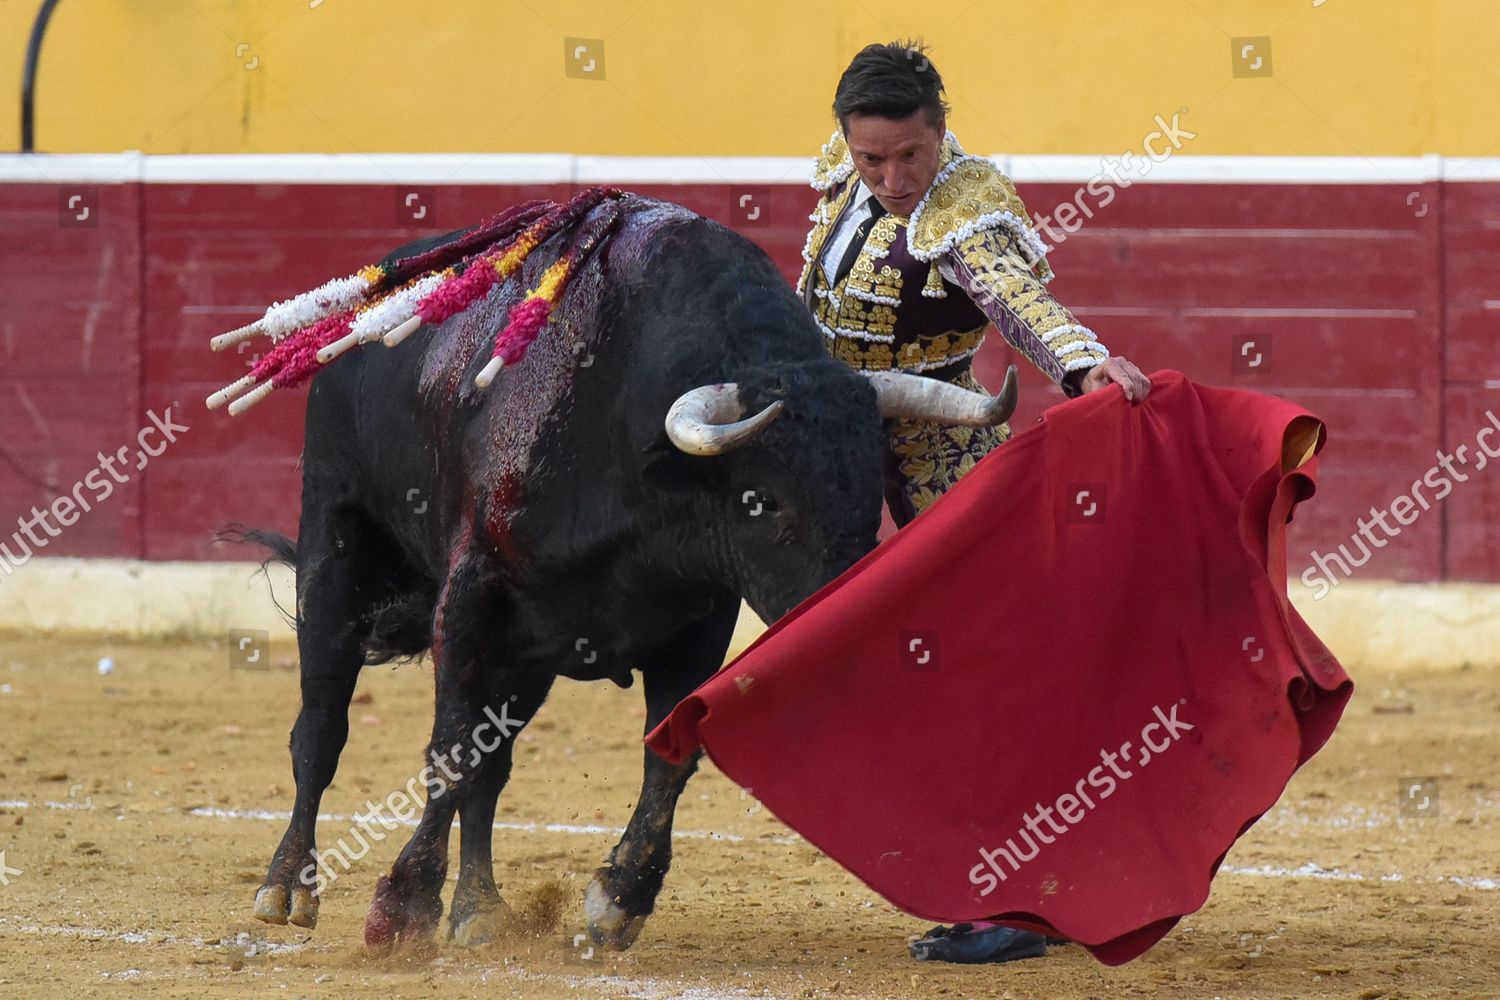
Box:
2;161;1497;582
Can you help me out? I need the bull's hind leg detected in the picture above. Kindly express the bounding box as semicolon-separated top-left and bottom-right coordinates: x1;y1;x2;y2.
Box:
254;505;387;929
363;544;551;948
586;595;740;950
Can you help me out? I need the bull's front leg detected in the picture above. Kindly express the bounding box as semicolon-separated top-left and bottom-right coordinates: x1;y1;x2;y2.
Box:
586;596;740;950
447;667;554;946
363;545;527;949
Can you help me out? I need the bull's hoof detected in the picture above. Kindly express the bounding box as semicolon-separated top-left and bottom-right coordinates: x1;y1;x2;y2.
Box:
253;884;290;925
254;881;320;928
449;890;513;948
364;871;443;949
452;910;504;948
584;873;647;951
288;885;319;928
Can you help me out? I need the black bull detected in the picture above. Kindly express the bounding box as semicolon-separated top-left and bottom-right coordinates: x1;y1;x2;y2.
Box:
245;196;1016;948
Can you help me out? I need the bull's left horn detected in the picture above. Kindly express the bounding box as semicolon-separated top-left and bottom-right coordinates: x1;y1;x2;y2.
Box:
664;384;785;456
867;364;1019;427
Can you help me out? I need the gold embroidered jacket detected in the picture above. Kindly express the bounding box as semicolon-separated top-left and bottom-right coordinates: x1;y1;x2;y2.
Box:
795;128;1109;393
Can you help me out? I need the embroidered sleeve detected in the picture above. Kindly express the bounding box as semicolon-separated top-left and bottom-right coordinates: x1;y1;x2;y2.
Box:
944;229;1108;396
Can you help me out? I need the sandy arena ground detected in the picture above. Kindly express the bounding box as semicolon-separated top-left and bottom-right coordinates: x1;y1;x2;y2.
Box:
0;632;1497;1000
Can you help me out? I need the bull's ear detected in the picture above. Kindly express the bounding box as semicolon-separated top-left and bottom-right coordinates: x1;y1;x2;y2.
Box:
641;433;719;493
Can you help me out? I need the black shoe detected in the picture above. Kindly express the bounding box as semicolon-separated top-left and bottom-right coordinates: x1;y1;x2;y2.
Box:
908;923;1049;964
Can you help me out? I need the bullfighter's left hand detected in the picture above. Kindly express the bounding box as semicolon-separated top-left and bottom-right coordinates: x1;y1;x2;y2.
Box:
1081;356;1151;403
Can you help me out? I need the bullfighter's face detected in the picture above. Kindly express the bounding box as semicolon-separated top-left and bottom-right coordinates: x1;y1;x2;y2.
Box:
842;110;946;217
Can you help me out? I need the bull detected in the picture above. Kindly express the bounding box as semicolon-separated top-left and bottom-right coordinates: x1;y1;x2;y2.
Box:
242;194;1017;948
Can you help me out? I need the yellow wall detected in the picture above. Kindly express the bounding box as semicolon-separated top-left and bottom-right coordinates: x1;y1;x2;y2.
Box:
1;0;1496;157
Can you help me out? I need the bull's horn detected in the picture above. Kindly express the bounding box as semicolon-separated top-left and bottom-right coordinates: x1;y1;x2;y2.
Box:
664;384;785;456
867;364;1019;427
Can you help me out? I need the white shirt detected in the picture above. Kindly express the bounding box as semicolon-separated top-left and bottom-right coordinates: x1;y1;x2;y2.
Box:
820;179;959;287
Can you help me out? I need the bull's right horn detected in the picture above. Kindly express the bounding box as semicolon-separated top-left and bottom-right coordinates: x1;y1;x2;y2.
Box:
664;384;785;456
867;364;1019;427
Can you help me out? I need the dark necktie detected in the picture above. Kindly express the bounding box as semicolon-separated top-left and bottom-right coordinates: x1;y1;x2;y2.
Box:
831;197;889;288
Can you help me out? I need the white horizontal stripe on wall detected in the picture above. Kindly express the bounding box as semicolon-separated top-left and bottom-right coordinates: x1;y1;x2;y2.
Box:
0;151;1489;186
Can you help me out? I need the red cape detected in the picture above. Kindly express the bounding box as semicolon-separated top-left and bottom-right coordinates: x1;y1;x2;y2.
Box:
646;370;1352;965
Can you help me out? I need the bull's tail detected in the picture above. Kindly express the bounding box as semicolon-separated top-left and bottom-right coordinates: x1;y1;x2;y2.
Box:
226;526;298;568
217;524;434;664
217;524;299;630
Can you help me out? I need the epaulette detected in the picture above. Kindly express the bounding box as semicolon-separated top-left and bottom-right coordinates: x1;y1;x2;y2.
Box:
809;128;856;193
906;154;1053;280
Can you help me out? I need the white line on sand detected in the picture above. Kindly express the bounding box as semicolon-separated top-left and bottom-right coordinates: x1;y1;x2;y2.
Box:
1219;862;1500;891
3;798;1496;891
0;917;303;954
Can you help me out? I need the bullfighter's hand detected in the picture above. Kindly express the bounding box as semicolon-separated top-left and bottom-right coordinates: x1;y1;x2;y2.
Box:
1081;357;1151;403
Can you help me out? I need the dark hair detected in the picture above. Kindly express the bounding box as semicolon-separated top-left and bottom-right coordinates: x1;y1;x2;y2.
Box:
832;41;949;133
